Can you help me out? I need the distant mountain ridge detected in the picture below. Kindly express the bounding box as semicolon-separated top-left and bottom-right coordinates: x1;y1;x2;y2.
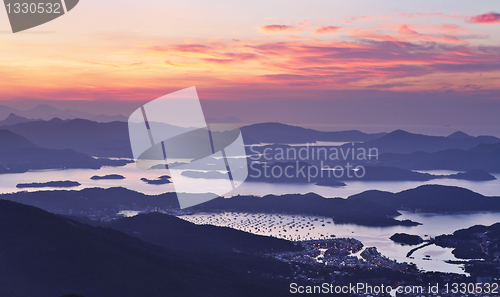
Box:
378;144;500;173
0;105;127;123
2;118;132;157
447;131;473;139
1;117;498;165
360;129;500;154
348;184;500;212
0;113;37;126
0;129;128;173
240;122;387;144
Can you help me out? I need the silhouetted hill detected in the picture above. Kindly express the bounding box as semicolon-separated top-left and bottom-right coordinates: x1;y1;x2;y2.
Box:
108;212;301;254
315;180;347;187
389;233;423;246
447;131;472;139
188;193;418;227
448;169;496;181
206;116;242;123
348;185;500;212
16;180;81;188
435;223;500;262
0;200;291;297
378;145;500;173
140;176;172;184
240;122;386;144
0;104;126;122
2;118;132;157
361;129;500;154
0;187;180;217
468;142;500;154
0;113;35;126
90;174;125;180
0;129;128;173
0;187;419;226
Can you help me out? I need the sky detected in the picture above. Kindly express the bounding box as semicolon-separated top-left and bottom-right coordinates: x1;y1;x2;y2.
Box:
0;0;499;135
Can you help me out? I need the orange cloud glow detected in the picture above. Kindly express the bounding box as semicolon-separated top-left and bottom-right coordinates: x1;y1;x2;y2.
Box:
1;11;500;102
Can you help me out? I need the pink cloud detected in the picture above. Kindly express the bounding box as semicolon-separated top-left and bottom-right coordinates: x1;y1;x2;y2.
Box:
397;25;418;36
397;13;415;19
432;24;468;33
468;12;500;24
258;25;300;33
344;16;374;24
315;26;342;35
350;16;374;21
393;24;467;44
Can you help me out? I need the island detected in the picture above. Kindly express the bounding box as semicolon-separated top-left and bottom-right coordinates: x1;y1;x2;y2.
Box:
91;174;125;180
16;180;81;189
447;169;496;181
389;233;424;246
315;180;347;187
188;192;420;227
140;175;171;185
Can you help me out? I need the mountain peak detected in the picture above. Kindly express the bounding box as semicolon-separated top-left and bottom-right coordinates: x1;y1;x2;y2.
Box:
0;113;34;126
447;131;472;139
390;129;413;135
33;104;60;111
381;129;416;139
5;113;24;120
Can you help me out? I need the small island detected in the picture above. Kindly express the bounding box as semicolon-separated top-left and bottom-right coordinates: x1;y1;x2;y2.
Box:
90;174;125;180
389;233;424;246
141;175;171;185
315;180;347;187
447;169;496;181
16;180;81;189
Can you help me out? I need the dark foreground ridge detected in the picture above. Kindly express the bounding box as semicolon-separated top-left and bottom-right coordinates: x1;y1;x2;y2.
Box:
0;200;293;297
106;212;302;254
0;199;478;297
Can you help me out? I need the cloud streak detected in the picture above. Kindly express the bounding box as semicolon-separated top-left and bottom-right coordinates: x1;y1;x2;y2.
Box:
258;24;302;33
315;26;342;35
468;12;500;24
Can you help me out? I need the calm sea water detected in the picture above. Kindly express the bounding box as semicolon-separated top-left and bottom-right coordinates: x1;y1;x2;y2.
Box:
1;164;499;274
1;163;497;197
180;211;500;274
